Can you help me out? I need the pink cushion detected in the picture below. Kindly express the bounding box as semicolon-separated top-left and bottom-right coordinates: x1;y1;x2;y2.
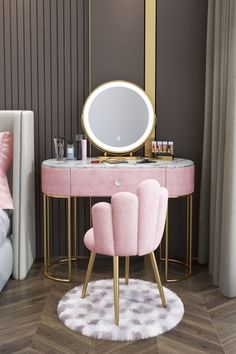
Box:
0;132;13;209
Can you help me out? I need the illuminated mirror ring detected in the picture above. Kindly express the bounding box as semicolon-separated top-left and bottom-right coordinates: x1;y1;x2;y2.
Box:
82;81;156;154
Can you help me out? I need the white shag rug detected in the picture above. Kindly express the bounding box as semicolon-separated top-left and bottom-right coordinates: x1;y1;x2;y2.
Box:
57;278;184;341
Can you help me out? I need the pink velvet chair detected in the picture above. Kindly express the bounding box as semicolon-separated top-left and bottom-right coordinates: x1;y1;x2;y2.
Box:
81;179;168;325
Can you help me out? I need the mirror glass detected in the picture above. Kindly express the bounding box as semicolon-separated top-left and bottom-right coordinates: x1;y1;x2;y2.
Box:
82;81;155;154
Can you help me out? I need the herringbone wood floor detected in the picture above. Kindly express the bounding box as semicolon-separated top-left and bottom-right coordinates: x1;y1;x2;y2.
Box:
0;257;235;354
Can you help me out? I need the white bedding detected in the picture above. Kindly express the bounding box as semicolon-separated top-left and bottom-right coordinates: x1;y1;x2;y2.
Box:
0;209;11;246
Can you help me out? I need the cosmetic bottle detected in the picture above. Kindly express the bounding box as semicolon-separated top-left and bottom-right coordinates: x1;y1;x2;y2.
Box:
67;141;74;160
152;141;156;156
157;141;163;155
169;141;174;156
76;134;82;160
81;135;87;161
163;141;168;155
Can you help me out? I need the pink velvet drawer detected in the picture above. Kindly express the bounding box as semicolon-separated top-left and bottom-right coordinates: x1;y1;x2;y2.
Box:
166;165;195;197
41;165;70;196
71;168;165;196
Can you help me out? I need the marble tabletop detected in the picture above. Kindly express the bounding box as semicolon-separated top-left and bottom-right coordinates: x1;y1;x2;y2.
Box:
42;157;194;169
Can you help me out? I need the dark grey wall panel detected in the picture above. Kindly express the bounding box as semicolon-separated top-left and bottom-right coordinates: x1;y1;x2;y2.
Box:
156;0;208;258
91;0;145;89
90;0;145;157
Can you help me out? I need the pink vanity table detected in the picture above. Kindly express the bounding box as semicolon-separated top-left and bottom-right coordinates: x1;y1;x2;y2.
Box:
41;158;194;283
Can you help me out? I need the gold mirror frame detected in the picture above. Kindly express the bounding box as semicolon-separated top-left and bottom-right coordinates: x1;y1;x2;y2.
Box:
88;0;156;157
82;80;156;155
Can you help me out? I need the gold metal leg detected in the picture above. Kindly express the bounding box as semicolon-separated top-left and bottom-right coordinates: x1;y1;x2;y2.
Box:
43;194;73;283
43;194;48;272
186;196;190;266
149;252;166;307
113;256;119;325
81;252;96;298
125;256;129;285
159;194;193;283
189;195;193;274
68;197;72;280
74;197;77;258
47;196;50;266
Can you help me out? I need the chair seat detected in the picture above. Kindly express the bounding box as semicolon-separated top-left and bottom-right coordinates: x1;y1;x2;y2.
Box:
84;228;95;252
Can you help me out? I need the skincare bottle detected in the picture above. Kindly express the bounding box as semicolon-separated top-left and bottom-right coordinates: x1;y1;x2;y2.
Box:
66;141;74;160
157;141;163;155
81;135;87;161
163;141;168;155
156;141;159;155
169;141;174;156
76;134;82;160
152;141;156;156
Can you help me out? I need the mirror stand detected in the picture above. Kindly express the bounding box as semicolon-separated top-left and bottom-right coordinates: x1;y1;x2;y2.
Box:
98;152;141;163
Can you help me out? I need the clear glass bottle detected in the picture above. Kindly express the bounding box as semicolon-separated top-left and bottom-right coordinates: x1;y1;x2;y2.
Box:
67;140;74;160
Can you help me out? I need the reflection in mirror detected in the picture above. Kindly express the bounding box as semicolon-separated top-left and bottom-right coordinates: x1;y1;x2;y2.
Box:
82;81;156;154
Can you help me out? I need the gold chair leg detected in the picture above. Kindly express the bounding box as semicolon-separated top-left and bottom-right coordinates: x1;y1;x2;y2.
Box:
81;252;96;298
113;256;119;325
125;256;129;285
149;251;167;308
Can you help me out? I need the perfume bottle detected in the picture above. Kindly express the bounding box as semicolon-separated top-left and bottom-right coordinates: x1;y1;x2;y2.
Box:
53;137;64;160
67;141;74;160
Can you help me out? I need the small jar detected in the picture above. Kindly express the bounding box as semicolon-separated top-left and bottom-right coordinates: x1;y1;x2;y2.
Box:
67;141;74;160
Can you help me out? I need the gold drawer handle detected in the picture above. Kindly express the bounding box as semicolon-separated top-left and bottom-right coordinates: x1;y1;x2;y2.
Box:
115;180;121;187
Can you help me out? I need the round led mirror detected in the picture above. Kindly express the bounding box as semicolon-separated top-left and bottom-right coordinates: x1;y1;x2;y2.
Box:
82;81;156;154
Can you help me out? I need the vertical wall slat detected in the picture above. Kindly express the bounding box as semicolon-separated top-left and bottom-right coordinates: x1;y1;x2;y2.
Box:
37;0;45;255
71;0;78;138
0;0;6;108
50;0;59;256
10;0;18;109
64;0;71;141
78;0;84;131
17;0;25;108
24;0;32;108
4;0;12;108
44;0;52;159
31;0;39;255
57;0;66;255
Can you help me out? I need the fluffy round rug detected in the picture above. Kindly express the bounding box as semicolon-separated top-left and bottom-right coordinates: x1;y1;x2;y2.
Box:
57;278;184;341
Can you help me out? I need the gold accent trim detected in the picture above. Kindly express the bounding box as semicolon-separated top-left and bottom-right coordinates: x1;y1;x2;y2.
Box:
144;0;156;156
113;256;119;326
160;194;193;283
81;251;96;298
74;197;77;258
43;195;47;271
125;256;129;285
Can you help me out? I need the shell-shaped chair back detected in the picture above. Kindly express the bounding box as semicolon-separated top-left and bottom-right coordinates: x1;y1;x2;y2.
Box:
84;179;168;256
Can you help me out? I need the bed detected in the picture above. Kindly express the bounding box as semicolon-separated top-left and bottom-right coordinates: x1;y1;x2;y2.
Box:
0;111;35;291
